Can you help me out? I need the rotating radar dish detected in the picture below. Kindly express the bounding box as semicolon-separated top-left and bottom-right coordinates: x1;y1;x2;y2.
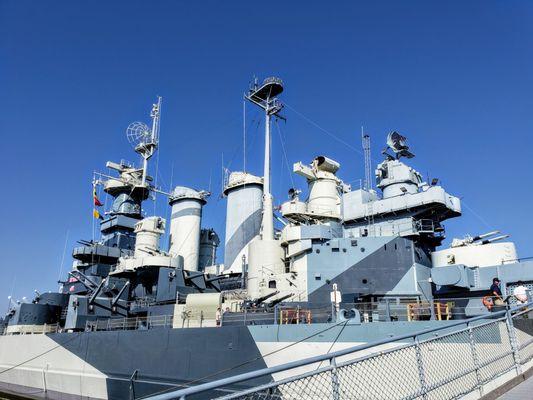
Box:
126;121;152;149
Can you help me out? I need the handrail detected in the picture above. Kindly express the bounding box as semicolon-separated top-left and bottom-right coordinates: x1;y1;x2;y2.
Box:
145;301;533;400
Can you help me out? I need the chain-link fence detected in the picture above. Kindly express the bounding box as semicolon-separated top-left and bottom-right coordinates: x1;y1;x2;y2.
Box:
147;303;533;400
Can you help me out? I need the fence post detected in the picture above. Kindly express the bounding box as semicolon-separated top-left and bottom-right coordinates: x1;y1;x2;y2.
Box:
505;310;522;375
42;365;47;393
129;369;138;400
429;300;436;321
385;298;391;321
330;357;340;400
467;322;483;396
414;336;429;400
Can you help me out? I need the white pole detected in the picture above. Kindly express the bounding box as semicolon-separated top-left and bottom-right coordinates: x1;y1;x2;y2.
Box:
261;105;274;240
141;156;148;186
243;99;246;172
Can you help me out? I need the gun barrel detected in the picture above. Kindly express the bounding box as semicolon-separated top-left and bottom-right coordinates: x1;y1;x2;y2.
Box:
268;293;293;307
472;230;500;241
481;234;510;245
254;291;279;305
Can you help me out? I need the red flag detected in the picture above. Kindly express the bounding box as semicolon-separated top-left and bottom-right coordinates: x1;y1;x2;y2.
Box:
93;185;103;207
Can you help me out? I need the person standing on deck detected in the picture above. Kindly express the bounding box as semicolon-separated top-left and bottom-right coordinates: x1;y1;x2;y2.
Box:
490;278;504;306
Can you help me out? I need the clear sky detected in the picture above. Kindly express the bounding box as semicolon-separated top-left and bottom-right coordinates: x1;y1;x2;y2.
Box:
1;1;532;312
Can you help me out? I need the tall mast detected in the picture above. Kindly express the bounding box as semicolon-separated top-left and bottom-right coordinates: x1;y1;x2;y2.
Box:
362;127;372;191
245;77;284;240
141;96;162;186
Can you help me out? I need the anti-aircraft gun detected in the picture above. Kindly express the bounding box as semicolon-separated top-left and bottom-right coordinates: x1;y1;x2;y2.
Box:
451;231;510;248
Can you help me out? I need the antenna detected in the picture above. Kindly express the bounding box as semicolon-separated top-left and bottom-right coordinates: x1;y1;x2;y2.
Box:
245;77;285;240
221;153;224;196
362;127;372;191
384;131;414;160
243;99;246;172
126;96;162;186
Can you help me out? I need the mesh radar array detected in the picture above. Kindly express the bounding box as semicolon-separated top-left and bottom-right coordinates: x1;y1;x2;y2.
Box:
125;96;162;186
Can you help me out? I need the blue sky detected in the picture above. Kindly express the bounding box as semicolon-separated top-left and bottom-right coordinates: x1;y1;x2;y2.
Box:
1;1;532;312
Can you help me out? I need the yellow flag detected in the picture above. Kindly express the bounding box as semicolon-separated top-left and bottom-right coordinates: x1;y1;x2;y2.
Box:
93;209;101;219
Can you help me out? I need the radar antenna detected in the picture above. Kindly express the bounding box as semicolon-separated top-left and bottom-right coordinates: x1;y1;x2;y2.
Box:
125;96;162;186
383;131;415;160
362;127;372;191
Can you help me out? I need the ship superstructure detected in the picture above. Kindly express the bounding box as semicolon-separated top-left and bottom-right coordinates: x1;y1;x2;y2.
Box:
0;79;532;400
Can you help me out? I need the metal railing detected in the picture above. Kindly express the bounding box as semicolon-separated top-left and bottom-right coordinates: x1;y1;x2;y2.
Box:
80;297;520;333
145;302;533;400
2;322;61;335
85;315;173;331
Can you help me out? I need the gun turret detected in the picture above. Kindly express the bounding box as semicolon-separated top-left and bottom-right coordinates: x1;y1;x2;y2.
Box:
451;231;507;248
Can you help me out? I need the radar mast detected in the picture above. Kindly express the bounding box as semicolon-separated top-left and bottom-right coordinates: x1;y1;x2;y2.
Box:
126;96;162;186
245;77;284;239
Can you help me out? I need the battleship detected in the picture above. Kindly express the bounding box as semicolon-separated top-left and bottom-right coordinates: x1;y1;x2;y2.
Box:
0;77;532;400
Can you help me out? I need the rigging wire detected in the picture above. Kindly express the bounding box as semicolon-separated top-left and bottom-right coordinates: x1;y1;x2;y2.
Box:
275;119;295;190
57;229;70;289
461;200;494;230
283;102;365;157
315;319;349;370
225;109;261;173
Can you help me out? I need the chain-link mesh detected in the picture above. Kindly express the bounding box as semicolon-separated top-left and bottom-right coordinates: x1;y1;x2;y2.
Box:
179;309;533;400
418;329;478;400
512;311;533;365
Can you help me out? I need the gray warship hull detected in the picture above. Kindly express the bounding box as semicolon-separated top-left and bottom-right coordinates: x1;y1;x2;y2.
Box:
0;320;458;399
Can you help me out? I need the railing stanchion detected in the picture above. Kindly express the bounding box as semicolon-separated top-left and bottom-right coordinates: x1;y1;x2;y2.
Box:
330;357;340;400
414;335;428;400
467;322;483;396
505;310;522;375
429;299;436;321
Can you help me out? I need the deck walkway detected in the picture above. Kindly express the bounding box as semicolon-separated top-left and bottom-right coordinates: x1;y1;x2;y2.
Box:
497;374;533;399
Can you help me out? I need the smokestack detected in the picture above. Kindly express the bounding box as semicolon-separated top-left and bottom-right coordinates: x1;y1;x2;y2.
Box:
168;186;207;271
223;172;263;272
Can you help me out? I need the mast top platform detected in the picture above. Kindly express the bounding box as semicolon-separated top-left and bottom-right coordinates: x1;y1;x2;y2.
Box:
248;77;284;103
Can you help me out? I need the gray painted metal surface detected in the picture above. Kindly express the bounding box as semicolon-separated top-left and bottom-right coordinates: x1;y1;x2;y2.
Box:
145;302;533;400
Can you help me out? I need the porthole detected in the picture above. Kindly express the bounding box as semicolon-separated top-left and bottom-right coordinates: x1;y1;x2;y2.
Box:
362;279;368;284
360;247;365;252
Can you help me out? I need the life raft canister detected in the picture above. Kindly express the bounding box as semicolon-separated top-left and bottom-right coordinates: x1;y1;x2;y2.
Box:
482;296;493;311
